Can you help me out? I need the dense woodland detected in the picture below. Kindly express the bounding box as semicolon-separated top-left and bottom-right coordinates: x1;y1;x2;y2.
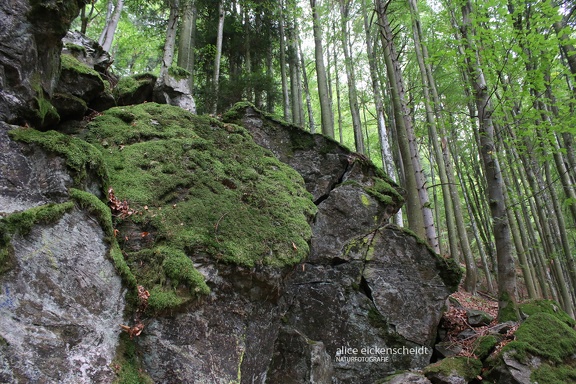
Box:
75;0;576;321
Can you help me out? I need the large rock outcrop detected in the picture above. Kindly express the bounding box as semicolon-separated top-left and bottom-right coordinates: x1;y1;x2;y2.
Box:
0;0;86;126
224;104;461;383
0;1;461;382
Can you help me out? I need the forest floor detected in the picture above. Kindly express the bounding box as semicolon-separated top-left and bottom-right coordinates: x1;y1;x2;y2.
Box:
442;289;518;359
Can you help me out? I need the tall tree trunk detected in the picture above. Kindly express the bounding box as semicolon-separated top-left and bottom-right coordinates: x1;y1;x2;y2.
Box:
299;38;316;133
177;0;197;91
98;0;124;53
376;1;438;251
158;0;180;80
407;0;469;277
362;1;402;226
339;0;364;154
310;0;335;137
459;0;519;321
278;0;290;120
212;0;225;115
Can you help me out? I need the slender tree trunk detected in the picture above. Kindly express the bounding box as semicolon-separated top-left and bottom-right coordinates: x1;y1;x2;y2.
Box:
459;0;519;321
98;0;124;53
407;0;475;287
212;0;225;115
310;0;334;137
362;1;402;226
339;0;364;153
177;0;197;91
158;0;180;80
376;1;439;250
299;39;316;133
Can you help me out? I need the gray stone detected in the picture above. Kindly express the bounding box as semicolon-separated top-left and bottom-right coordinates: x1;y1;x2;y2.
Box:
153;74;196;113
0;210;125;383
0;122;73;215
466;308;493;327
385;372;432;384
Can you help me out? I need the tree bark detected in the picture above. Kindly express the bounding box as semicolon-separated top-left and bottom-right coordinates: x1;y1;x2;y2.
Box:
459;0;519;321
310;0;335;137
98;0;124;53
211;0;225;115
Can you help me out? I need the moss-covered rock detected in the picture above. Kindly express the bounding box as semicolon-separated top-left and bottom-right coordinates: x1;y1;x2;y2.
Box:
424;356;482;383
519;299;576;328
503;312;576;364
82;102;316;311
114;73;156;106
473;335;499;360
8;127;108;188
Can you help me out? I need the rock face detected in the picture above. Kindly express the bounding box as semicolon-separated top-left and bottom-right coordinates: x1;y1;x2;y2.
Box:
0;123;125;383
0;0;86;126
223;104;461;383
153;73;197;113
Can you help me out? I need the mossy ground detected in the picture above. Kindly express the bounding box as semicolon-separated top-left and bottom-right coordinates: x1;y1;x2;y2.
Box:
83;102;316;312
111;333;154;384
519;299;576;327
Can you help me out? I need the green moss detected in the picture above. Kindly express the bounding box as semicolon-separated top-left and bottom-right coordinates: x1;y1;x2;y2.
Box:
519;299;576;327
112;333;154;384
61;53;102;79
82;102;316;311
498;291;520;322
113;73;156;103
424;356;482;381
473;335;498;360
168;66;191;79
146;285;187;314
531;362;576;384
158;246;209;295
31;74;59;126
69;189;137;288
0;202;74;237
503;312;576;363
8;128;108;187
64;43;86;55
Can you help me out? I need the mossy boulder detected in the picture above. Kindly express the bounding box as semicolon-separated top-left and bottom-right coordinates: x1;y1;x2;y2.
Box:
424;356;482;383
114;73;156;106
82;102;316;312
485;312;576;383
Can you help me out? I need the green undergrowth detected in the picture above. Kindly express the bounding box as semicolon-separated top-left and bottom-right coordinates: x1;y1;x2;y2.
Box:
83;102;316;312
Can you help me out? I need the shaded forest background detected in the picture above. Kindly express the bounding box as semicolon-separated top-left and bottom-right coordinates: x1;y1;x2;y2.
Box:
75;0;576;320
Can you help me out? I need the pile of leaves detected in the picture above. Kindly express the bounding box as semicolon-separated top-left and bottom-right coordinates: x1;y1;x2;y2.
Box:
440;290;517;359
